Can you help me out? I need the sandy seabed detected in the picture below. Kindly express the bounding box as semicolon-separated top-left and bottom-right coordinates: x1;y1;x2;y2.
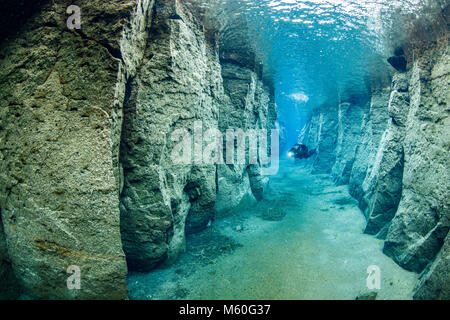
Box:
128;160;418;300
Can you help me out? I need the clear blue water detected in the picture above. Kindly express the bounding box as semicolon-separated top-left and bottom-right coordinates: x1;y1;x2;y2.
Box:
206;0;447;143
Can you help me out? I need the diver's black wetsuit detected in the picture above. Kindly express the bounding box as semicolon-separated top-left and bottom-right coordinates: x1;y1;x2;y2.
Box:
289;143;316;160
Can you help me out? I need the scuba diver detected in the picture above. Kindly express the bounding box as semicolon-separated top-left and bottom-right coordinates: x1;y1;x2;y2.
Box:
288;143;316;160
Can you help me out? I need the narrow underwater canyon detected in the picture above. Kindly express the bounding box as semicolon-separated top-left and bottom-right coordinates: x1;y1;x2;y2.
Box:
0;0;448;300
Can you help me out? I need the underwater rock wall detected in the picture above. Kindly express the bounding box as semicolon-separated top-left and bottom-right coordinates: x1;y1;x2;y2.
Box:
383;40;449;277
0;0;276;298
119;0;276;271
215;62;276;215
119;0;222;271
298;103;338;173
388;41;449;299
213;10;277;216
300;39;449;299
0;0;134;299
331;102;367;185
348;91;391;206
362;73;410;238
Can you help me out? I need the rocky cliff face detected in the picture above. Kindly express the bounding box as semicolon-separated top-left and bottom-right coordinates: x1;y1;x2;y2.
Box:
0;0;134;299
362;74;410;237
331;101;367;185
299;39;449;299
0;0;276;299
215;62;276;215
298;103;338;173
348;91;391;208
383;41;449;276
119;0;222;271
